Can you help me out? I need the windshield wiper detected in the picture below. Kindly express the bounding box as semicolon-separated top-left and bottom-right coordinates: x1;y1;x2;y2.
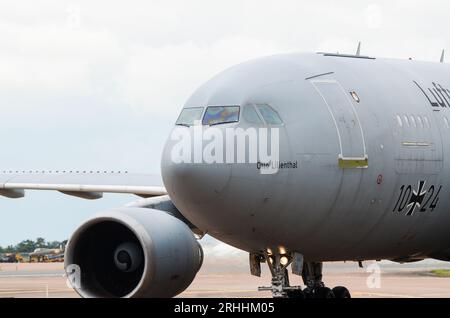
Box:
209;120;238;126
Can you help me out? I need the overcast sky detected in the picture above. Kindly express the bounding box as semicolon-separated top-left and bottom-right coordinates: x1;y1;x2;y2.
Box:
0;1;448;250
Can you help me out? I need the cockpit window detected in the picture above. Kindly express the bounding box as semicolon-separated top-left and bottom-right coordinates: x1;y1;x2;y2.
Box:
256;104;283;125
202;106;240;126
243;104;263;124
176;107;204;126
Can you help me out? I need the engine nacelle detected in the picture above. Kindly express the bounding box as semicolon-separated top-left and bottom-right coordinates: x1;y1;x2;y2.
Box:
64;208;203;298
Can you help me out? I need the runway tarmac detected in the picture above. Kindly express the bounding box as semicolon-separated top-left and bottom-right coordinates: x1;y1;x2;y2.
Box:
1;260;450;298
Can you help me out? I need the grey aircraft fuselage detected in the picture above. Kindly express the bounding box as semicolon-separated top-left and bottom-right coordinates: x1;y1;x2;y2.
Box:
161;52;450;263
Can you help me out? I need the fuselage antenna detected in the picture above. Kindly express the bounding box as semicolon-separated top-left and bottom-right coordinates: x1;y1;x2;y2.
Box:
356;41;361;56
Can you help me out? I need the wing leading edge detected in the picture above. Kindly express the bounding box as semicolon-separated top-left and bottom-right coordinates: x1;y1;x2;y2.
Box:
0;172;166;200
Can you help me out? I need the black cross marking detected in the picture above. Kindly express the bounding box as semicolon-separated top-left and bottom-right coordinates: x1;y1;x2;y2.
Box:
406;181;427;216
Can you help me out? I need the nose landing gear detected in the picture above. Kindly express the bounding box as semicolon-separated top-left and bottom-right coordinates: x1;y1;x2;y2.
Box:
257;253;304;298
253;253;351;299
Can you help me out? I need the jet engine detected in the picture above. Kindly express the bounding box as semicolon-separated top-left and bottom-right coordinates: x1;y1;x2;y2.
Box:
64;207;203;298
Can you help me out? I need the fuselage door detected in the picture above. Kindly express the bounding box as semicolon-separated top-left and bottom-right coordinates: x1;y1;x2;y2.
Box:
311;79;367;168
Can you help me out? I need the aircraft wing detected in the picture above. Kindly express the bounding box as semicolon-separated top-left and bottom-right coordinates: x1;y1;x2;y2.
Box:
0;171;166;200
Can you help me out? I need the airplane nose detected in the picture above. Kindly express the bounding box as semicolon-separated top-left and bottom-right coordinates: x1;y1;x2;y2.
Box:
162;162;231;204
161;135;232;205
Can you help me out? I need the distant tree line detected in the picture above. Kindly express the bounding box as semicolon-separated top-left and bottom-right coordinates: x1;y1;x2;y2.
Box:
0;238;68;253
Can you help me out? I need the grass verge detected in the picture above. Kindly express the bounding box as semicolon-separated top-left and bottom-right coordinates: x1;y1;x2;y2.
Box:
431;269;450;277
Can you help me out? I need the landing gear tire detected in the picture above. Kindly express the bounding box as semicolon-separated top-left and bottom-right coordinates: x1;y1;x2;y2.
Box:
332;286;351;299
315;287;335;299
256;255;351;299
287;289;305;299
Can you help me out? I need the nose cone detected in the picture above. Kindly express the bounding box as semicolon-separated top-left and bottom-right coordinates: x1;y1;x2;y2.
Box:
161;133;231;219
162;162;231;202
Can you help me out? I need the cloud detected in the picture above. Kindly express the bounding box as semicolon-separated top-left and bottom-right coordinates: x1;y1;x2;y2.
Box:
365;4;383;29
117;36;281;118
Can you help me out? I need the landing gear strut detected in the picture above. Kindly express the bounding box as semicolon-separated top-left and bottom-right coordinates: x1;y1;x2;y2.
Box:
302;261;332;298
253;253;351;299
257;253;303;298
302;261;351;298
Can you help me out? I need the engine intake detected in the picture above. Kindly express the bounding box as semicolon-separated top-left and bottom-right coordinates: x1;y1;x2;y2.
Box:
64;208;203;298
